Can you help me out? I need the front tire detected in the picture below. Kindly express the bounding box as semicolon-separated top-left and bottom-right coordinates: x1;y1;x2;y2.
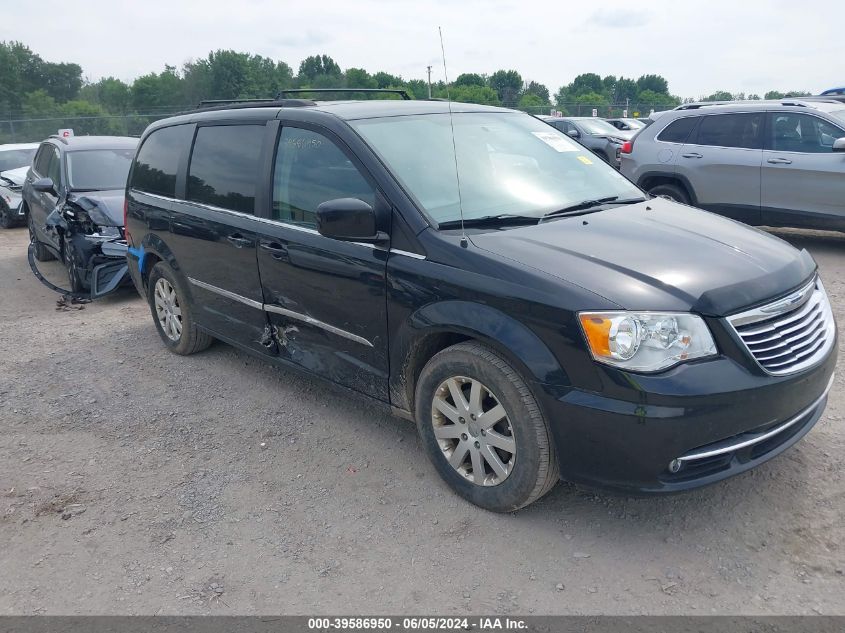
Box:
64;240;85;294
415;341;559;512
648;183;690;205
147;262;213;355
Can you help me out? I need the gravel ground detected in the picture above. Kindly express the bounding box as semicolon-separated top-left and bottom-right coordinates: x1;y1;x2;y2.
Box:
1;226;844;616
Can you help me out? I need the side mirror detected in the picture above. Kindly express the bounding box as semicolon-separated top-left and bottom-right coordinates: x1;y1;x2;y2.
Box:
316;198;387;243
566;129;580;139
833;138;845;153
32;177;55;194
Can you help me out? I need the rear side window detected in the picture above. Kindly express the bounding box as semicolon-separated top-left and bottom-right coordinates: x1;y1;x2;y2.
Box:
272;127;375;227
187;125;264;214
657;116;699;143
130;124;193;197
696;113;763;149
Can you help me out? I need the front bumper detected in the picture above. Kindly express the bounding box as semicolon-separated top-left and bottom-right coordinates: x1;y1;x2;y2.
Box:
536;342;837;494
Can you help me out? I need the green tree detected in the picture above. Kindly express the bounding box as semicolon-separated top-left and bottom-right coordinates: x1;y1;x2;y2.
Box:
345;68;377;89
765;90;784;99
436;85;499;105
297;55;341;82
701;90;734;102
636;74;669;95
568;73;604;97
637;89;679;107
488;69;522;106
372;71;403;88
454;73;486;87
517;93;546;110
523;80;550;103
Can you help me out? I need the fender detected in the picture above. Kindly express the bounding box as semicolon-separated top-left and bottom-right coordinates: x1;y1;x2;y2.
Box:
132;233;189;294
389;300;570;412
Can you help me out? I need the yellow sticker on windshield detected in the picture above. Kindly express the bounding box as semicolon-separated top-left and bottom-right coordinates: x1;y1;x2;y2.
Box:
577;155;593;165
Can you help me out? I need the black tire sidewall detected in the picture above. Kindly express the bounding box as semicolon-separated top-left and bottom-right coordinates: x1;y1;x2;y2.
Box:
415;345;547;512
650;184;690;205
28;214;54;262
64;241;85;293
0;203;12;229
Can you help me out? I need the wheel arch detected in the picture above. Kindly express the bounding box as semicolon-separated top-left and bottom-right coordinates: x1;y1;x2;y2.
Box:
390;300;569;413
638;170;698;205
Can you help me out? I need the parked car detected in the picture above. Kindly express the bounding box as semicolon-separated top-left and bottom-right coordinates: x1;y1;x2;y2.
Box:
538;116;627;166
125;98;836;512
620;100;845;231
0;143;38;228
0;166;30;228
605;117;647;133
821;87;845;96
22;135;138;296
0;142;38;173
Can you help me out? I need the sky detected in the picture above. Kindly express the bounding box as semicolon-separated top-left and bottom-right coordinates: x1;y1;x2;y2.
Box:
4;0;844;99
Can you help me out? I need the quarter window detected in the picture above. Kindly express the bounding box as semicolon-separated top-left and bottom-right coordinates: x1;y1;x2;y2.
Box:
130;124;193;197
657;116;700;144
769;113;845;153
696;113;763;149
187;125;265;214
272;127;375;227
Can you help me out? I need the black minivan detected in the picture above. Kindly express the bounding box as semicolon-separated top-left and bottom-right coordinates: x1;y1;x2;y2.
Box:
125;97;836;511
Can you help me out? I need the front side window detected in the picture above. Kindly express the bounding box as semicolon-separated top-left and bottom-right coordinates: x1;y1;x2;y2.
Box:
770;113;845;153
34;144;56;176
696;113;763;149
0;147;37;172
187;125;265;214
67;149;136;190
131;124;193;197
272;127;375;227
351;112;642;225
657;116;700;144
46;148;61;186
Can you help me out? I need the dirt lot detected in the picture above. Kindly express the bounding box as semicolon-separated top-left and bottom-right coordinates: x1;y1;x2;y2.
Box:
1;226;844;616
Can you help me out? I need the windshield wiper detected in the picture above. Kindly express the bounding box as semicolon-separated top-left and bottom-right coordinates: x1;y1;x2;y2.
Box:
540;196;646;221
437;214;539;230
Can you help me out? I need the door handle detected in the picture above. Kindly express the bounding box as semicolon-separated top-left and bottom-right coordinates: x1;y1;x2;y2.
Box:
227;233;252;248
260;241;287;259
682;152;703;159
767;157;793;165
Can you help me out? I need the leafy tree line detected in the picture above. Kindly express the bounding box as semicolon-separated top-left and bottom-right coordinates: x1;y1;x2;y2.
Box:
0;41;818;142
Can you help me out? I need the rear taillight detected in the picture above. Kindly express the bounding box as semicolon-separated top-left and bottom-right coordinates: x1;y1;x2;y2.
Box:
620;141;633;154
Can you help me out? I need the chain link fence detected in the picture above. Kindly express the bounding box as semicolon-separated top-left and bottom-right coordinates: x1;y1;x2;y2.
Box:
1;102;680;144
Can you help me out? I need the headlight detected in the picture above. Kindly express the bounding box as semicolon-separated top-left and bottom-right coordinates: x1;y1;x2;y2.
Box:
578;312;717;372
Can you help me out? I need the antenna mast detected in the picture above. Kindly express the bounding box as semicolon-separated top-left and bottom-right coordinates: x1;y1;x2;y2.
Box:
438;27;467;246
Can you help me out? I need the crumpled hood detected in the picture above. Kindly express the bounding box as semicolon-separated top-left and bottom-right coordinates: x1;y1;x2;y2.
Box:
0;166;28;186
469;198;816;316
67;189;125;227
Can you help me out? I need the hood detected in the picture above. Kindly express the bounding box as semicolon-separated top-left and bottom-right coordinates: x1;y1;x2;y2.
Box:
67;189;125;227
469;198;816;316
0;166;28;186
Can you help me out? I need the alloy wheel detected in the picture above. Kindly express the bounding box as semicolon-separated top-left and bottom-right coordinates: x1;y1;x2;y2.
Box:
154;278;183;341
431;376;516;486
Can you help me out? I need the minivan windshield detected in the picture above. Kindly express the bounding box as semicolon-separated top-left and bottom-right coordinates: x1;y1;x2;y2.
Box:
351;112;642;225
67;148;136;190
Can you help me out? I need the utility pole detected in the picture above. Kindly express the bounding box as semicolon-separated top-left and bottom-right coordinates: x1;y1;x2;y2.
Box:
426;65;432;99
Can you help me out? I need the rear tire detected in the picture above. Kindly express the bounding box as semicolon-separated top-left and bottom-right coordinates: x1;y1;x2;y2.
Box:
27;210;55;261
147;262;213;355
414;341;559;512
648;183;690;205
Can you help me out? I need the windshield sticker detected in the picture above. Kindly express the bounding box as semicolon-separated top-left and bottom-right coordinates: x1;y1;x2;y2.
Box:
532;131;579;152
577;155;594;165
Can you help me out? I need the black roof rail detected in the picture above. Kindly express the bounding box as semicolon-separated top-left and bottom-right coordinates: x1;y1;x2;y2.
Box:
277;88;412;101
186;98;317;114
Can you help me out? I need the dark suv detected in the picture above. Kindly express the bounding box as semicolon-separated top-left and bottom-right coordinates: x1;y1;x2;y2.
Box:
125;98;836;511
23;135;138;296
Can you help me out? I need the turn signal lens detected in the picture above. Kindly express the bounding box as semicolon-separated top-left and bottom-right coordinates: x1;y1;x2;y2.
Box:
578;311;717;372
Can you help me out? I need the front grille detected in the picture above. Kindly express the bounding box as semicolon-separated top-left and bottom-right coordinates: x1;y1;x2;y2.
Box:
727;277;835;375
